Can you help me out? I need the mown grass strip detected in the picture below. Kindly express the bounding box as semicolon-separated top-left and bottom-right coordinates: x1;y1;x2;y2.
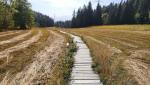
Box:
0;30;37;52
91;25;150;31
0;29;53;81
0;31;26;41
0;31;16;35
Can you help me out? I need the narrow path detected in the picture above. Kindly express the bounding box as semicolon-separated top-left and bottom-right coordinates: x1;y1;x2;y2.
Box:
60;31;103;85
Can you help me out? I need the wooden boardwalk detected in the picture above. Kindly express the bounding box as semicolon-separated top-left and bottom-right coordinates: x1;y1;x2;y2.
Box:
70;35;103;85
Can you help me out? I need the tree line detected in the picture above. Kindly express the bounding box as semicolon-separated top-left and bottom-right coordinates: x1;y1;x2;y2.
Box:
34;12;54;27
55;20;71;28
69;0;150;28
71;2;102;28
0;0;54;31
103;0;150;25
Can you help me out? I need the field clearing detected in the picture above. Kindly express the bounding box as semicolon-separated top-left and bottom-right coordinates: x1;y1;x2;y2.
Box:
91;25;150;31
64;25;150;85
0;28;73;85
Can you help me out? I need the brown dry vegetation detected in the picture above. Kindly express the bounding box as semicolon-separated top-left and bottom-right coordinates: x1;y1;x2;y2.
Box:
64;25;150;85
0;30;37;52
0;31;26;41
0;28;73;85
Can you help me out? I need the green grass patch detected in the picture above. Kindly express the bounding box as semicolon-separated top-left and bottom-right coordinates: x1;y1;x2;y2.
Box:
61;37;77;84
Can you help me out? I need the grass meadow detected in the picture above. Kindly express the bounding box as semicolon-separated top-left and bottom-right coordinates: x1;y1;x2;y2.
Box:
64;25;150;85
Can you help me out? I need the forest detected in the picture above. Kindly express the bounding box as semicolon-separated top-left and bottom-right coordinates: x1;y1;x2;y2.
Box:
56;0;150;28
0;0;54;31
0;0;150;29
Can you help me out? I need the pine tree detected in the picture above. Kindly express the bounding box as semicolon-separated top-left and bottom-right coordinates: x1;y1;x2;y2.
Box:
116;1;123;24
71;2;94;28
71;10;76;28
138;0;149;24
94;3;103;25
76;9;82;27
87;2;94;26
107;3;118;24
121;0;135;24
81;5;88;27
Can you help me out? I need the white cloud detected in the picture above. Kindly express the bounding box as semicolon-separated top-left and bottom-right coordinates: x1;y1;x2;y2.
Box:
29;0;121;21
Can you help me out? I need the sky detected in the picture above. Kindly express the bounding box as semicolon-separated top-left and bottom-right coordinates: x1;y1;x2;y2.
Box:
28;0;121;21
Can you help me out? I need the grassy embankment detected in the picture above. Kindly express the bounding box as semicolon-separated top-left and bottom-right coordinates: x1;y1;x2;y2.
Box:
65;25;150;85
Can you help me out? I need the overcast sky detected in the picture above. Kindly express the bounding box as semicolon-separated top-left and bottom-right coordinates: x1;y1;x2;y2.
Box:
28;0;121;21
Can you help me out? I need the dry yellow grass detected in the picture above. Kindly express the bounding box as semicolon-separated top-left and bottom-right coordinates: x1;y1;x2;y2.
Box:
0;29;37;52
0;31;26;41
0;29;51;81
91;25;150;31
0;28;74;85
64;25;150;85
